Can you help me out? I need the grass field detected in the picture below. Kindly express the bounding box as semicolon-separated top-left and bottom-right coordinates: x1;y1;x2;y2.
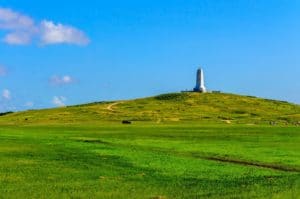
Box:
0;93;300;198
0;124;299;198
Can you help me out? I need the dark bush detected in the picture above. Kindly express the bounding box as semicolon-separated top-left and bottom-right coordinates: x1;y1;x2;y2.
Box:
233;110;247;114
0;111;13;116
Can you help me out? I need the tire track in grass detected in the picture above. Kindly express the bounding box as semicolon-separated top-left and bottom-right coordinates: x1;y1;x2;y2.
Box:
193;154;300;172
76;138;300;173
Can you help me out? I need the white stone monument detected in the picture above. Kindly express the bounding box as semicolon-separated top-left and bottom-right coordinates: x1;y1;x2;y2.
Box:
193;68;207;93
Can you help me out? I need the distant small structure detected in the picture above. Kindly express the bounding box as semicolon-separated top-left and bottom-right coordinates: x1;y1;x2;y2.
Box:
193;68;207;93
181;67;212;93
122;120;132;124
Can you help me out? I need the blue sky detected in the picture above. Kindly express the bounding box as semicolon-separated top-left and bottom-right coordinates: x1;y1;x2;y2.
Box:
0;0;300;111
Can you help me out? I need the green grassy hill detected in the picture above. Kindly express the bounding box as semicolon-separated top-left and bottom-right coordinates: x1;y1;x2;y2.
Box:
1;92;300;198
1;92;300;125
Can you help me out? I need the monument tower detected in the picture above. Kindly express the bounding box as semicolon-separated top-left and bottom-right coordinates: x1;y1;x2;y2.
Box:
193;68;207;93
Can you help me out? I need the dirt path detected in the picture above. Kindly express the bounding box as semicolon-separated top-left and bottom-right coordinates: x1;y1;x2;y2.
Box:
106;102;123;111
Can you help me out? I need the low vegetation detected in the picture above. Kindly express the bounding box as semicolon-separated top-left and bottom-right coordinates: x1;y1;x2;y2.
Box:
0;125;299;198
0;92;299;125
0;93;299;198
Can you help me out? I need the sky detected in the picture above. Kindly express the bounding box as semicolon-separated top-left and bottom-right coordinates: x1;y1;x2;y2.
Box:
0;0;300;111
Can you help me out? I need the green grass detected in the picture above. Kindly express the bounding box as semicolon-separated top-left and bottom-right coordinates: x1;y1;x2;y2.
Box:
0;92;299;125
0;124;299;198
0;92;299;198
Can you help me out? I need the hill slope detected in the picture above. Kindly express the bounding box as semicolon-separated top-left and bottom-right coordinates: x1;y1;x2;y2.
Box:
1;92;300;125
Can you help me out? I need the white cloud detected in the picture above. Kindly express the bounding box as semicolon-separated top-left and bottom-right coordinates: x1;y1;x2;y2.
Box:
40;20;89;45
50;75;75;86
0;88;15;112
52;96;66;107
3;31;32;44
0;8;36;45
62;75;73;83
24;101;34;108
2;89;11;100
0;65;7;76
0;7;89;46
0;8;34;30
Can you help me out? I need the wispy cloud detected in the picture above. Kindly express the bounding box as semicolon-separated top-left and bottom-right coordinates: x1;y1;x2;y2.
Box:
4;31;32;45
0;7;89;45
0;8;35;30
50;75;75;86
0;89;15;112
24;101;34;108
2;89;11;100
40;21;89;45
0;65;7;76
52;96;66;107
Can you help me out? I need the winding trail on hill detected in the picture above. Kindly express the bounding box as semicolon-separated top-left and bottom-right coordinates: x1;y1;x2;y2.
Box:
106;102;123;111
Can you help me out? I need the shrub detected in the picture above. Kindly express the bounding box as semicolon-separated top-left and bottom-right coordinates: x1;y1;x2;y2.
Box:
0;111;13;116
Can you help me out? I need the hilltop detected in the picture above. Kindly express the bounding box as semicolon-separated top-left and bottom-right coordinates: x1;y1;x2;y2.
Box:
0;92;300;125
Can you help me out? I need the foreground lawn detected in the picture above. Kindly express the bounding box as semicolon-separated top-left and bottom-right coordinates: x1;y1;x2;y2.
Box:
0;124;299;198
